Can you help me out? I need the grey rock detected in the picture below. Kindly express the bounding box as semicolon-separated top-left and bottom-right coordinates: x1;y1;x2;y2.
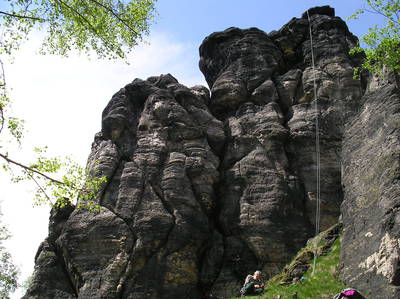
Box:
285;9;363;232
301;5;335;19
275;69;303;108
57;207;134;298
22;240;76;299
23;206;76;299
199;27;282;118
341;83;400;299
251;79;279;106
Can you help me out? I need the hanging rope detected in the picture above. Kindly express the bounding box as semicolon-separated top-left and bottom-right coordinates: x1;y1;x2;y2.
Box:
306;9;321;277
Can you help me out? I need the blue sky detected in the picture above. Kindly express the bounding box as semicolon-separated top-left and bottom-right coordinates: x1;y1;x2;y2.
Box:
152;0;386;46
145;0;387;88
0;1;389;298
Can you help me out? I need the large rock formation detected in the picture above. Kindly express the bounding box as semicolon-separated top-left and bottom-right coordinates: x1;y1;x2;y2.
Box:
23;6;399;299
341;73;400;299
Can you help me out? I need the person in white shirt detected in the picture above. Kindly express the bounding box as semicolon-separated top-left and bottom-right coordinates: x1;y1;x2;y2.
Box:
240;270;265;296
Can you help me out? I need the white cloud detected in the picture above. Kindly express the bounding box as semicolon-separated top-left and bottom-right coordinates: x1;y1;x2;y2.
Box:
1;31;206;298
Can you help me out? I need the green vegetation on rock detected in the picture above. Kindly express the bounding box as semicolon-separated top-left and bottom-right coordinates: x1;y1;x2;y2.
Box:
231;225;365;299
349;0;400;83
260;238;345;299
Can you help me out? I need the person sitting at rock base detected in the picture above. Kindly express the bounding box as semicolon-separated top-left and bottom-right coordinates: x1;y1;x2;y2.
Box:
240;270;265;296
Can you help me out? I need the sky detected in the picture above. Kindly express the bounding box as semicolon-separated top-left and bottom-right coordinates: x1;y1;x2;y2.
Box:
0;1;387;298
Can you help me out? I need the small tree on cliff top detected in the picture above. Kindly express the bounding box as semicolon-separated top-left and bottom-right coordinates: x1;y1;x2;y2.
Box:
349;0;400;84
0;0;157;208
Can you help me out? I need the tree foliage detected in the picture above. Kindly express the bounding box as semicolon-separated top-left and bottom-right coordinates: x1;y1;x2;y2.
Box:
0;148;107;209
0;0;157;207
349;0;400;82
0;208;19;298
0;0;157;59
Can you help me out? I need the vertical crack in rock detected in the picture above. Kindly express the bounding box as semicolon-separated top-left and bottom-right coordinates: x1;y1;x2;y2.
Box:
147;180;176;253
271;70;314;234
22;240;79;299
199;25;311;296
270;70;315;234
282;8;363;232
91;204;136;299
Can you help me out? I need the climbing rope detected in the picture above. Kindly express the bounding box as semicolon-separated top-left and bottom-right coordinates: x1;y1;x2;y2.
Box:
306;9;322;277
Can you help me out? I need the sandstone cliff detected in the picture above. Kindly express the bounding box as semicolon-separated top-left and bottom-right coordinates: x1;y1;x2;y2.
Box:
23;6;399;299
341;74;400;299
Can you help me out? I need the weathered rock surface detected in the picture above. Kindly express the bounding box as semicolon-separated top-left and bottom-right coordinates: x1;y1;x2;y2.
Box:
198;7;362;297
23;6;400;299
25;74;223;299
341;77;400;299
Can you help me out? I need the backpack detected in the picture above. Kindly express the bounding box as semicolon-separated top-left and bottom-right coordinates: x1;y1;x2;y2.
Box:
333;288;365;299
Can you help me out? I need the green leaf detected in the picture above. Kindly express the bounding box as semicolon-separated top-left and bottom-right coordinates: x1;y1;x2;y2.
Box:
350;0;400;79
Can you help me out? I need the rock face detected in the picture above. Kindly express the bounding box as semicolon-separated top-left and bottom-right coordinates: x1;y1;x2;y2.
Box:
341;75;400;299
23;6;400;299
197;8;362;296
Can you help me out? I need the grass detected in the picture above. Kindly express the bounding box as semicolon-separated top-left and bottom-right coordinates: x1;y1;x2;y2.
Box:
231;236;348;299
263;238;345;298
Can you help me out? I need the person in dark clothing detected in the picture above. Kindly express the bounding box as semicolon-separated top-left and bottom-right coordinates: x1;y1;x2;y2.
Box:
240;270;265;296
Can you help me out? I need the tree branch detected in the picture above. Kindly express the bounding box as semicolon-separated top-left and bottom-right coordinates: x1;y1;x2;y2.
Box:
22;0;35;16
0;152;65;185
0;10;43;21
363;6;400;26
27;170;55;205
54;0;117;54
0;108;4;136
0;59;6;135
0;59;5;87
88;0;139;36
